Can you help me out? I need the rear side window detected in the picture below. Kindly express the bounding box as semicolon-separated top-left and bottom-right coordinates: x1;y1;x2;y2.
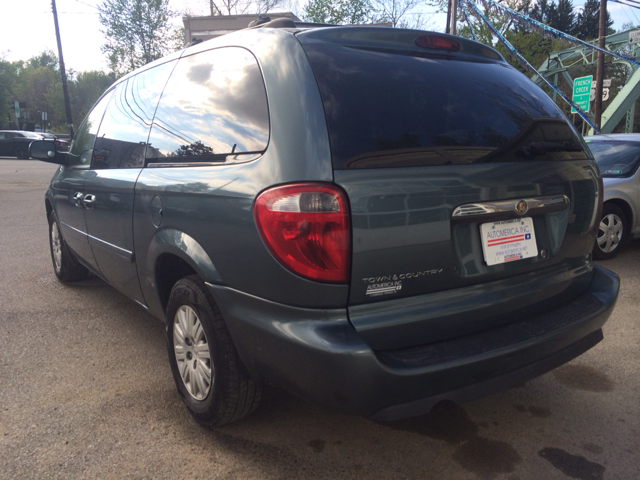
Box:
588;141;640;177
302;42;586;169
92;61;175;169
146;47;269;165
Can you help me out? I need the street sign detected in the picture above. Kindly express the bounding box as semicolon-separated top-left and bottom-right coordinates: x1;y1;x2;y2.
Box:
590;79;612;102
14;101;20;118
572;75;592;113
630;30;640;44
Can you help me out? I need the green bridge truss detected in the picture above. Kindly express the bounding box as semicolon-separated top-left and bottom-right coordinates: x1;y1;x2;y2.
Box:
534;28;640;133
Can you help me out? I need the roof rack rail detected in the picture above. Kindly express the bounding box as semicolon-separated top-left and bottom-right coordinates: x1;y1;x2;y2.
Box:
248;15;272;27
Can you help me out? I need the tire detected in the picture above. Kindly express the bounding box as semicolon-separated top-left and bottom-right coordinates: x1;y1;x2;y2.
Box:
166;276;261;426
593;203;627;260
48;211;89;282
14;145;28;159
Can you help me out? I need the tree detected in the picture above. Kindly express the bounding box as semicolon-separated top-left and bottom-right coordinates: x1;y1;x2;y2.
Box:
208;0;249;15
573;0;612;40
373;0;422;28
0;51;115;131
70;70;116;125
303;0;376;24
547;0;575;33
528;0;550;22
0;58;19;129
203;0;284;16
526;0;574;33
98;0;180;76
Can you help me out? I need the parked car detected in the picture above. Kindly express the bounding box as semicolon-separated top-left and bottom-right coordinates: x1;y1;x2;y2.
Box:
585;134;640;259
40;133;70;152
0;130;45;159
29;23;619;426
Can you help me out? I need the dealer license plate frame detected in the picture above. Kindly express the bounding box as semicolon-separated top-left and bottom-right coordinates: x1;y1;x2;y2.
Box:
480;217;538;266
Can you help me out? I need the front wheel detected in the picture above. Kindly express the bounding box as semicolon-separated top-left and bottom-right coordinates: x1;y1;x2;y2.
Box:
166;276;261;426
49;211;89;282
14;145;28;159
593;204;626;260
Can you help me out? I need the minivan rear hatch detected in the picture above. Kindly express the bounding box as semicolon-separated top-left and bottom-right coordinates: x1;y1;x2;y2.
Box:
297;28;600;349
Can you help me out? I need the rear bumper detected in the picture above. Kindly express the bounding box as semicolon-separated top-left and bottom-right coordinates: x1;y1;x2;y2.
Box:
208;264;619;420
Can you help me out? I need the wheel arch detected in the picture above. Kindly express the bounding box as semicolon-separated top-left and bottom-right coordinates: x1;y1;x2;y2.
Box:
603;198;634;233
147;229;222;314
45;197;53;222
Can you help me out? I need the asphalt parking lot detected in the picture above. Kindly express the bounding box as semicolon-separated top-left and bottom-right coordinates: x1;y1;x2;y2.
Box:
1;158;638;479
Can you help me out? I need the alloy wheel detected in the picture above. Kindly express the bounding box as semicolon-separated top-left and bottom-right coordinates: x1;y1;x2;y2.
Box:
597;213;624;254
173;305;213;401
51;221;62;271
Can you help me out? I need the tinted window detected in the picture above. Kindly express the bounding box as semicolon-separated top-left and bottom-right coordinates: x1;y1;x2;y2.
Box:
302;42;586;169
588;141;640;177
68;90;114;168
93;61;175;169
147;47;269;165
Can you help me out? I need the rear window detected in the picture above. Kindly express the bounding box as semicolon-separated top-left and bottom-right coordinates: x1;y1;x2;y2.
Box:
301;40;586;169
587;140;640;177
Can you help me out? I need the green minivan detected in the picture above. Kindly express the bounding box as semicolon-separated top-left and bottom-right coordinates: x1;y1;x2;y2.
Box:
30;22;619;425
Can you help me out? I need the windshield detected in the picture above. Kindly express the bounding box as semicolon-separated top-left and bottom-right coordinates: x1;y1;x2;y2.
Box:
301;41;587;169
587;141;640;177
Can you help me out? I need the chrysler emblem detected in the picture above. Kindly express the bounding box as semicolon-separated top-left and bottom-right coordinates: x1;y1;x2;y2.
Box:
515;200;528;214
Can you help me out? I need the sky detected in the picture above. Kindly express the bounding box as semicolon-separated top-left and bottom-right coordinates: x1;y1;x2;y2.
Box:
0;0;637;74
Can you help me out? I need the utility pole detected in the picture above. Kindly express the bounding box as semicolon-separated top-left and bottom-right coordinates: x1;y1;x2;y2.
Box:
51;0;74;140
594;0;607;130
446;0;452;33
451;0;457;35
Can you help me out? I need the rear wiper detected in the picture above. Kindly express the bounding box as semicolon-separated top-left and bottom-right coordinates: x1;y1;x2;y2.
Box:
520;141;583;156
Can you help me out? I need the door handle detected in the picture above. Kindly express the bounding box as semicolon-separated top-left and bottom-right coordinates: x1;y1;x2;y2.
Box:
82;194;96;208
72;192;84;207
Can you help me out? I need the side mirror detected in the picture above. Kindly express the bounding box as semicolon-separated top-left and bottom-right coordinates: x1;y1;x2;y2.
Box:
29;140;67;165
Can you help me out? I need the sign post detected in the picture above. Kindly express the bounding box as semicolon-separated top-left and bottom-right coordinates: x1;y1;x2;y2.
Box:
14;101;20;128
572;76;593;114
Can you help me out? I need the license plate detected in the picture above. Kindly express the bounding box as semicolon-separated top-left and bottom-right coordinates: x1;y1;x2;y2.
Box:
480;217;538;266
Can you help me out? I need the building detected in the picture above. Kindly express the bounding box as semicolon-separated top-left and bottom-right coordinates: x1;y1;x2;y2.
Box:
182;13;302;44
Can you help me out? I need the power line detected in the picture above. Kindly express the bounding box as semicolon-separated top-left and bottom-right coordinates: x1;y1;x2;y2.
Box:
41;11;100;14
73;0;99;9
626;3;640;23
610;0;640;11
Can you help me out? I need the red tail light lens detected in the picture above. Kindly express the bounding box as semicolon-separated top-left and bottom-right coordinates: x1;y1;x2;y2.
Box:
254;184;350;283
415;34;460;52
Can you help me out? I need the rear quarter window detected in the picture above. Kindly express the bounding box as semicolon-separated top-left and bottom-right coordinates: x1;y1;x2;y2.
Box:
146;47;269;165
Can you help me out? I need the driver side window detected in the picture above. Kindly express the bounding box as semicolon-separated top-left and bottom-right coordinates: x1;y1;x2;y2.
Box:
67;89;114;168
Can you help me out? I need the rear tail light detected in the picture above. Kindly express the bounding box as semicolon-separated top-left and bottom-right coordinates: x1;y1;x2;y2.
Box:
254;184;350;283
415;34;460;52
